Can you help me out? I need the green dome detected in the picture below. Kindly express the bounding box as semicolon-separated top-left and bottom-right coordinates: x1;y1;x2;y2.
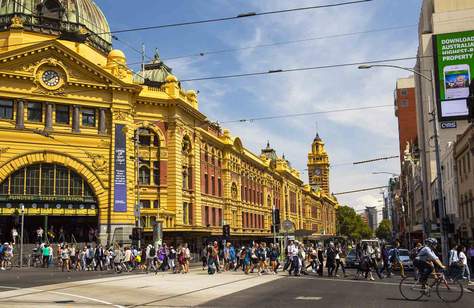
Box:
0;0;112;52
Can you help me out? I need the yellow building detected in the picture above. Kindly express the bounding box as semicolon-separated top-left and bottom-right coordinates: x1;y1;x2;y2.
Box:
0;0;337;247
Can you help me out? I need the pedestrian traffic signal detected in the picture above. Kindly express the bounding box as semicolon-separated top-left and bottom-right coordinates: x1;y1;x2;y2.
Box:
132;227;143;241
273;209;280;225
222;224;230;238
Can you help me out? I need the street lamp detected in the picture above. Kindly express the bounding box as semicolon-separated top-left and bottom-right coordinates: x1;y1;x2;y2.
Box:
19;203;24;268
359;64;448;263
372;172;400;177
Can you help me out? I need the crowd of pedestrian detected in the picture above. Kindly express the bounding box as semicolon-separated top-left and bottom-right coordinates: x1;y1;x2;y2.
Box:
2;234;474;285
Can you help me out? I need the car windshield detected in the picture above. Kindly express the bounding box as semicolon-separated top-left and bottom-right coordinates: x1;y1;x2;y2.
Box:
399;250;409;257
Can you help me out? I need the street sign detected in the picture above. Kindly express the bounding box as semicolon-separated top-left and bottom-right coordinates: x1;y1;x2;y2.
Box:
440;121;457;129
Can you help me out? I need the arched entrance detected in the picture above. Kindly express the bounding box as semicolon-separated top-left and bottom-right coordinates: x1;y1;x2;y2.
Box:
0;163;99;243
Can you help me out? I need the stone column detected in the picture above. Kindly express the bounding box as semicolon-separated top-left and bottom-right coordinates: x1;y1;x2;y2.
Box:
99;108;107;134
15;100;24;129
72;105;80;133
45;103;53;131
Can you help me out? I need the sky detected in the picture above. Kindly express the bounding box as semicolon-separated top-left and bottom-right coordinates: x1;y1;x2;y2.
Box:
96;0;423;216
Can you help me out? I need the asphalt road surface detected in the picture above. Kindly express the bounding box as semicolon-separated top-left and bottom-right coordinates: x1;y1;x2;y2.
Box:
0;267;472;307
200;274;474;308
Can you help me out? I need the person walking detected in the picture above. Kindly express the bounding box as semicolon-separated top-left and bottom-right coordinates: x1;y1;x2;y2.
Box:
201;244;208;271
183;243;191;274
229;244;236;270
60;244;70;272
468;243;474;281
269;243;279;274
448;244;461;279
169;246;177;273
36;227;44;244
326;243;336;277
389;240;405;278
458;245;473;284
94;244;105;271
42;243;51;268
146;244;156;273
380;244;390;278
335;243;347;277
11;227;18;245
317;244;325;276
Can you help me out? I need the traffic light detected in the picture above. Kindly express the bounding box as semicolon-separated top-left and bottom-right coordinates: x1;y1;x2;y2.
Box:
222;224;230;238
132;227;143;241
273;208;280;225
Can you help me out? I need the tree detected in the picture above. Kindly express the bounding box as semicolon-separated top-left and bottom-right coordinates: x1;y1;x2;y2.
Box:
375;219;392;241
336;205;373;240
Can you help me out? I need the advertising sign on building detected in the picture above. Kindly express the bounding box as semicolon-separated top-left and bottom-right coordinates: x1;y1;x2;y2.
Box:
114;124;127;212
433;30;474;120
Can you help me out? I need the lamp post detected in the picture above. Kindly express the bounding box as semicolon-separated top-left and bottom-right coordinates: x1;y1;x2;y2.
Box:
19;203;24;268
359;64;448;262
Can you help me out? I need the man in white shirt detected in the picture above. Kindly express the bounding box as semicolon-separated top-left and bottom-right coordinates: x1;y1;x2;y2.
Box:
449;245;459;266
414;238;446;285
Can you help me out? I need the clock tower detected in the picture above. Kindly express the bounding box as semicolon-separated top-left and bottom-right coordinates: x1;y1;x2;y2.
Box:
307;133;330;194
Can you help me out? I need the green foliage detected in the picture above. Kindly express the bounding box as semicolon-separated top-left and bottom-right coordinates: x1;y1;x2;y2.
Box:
375;219;392;241
336;206;373;240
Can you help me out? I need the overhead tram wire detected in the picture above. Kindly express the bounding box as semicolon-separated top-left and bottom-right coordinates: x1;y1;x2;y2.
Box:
333;185;389;196
221;104;393;124
162;24;417;62
97;0;374;35
178;55;422;83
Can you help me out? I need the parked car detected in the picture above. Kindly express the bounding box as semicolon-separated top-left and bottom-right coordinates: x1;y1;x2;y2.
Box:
345;249;359;268
392;249;414;271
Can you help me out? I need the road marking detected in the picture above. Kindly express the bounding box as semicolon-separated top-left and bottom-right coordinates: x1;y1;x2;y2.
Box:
287;276;401;286
296;296;322;300
0;285;125;308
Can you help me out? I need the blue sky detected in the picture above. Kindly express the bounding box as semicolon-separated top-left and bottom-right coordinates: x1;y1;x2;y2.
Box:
96;0;422;213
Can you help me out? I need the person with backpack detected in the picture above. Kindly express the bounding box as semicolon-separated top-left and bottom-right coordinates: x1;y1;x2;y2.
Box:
269;243;279;274
229;244;236;270
146;244;156;273
389;240;406;278
207;243;217;275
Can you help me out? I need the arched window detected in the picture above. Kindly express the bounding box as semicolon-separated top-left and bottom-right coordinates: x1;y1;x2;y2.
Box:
138;128;159;147
38;0;63;28
0;164;95;201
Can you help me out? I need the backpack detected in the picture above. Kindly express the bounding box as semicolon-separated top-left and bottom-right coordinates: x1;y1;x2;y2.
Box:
409;247;419;261
149;247;156;257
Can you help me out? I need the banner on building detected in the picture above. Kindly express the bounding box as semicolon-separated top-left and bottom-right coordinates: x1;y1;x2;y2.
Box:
433;30;474;120
114;124;127;212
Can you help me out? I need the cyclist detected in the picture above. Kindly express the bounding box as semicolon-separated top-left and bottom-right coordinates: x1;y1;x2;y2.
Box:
413;238;446;286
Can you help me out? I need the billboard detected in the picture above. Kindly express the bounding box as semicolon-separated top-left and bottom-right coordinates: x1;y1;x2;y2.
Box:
433;30;474;120
114;124;127;212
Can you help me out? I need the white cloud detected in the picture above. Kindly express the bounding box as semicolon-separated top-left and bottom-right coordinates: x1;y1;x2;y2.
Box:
166;0;419;210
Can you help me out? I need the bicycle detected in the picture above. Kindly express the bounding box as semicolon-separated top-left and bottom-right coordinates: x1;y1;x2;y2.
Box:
399;270;463;303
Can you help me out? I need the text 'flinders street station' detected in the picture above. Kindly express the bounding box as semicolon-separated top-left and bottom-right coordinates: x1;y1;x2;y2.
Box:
0;0;338;247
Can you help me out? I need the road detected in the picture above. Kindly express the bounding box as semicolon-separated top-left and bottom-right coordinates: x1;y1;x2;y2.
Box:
0;268;472;307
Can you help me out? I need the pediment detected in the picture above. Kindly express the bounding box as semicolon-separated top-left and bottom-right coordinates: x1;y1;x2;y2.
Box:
0;40;137;92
